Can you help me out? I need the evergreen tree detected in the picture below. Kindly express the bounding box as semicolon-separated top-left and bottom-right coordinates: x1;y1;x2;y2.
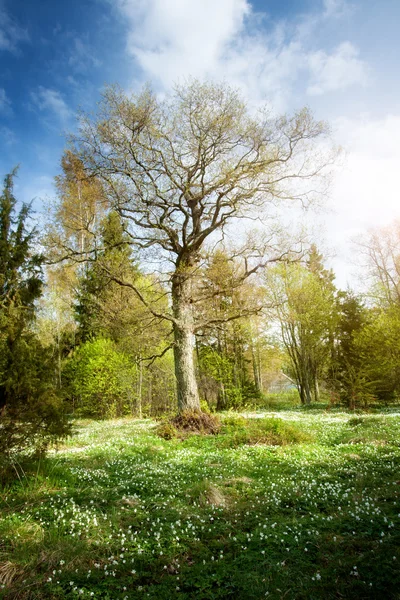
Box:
0;170;44;407
75;210;134;341
0;171;69;467
195;250;264;410
331;293;400;406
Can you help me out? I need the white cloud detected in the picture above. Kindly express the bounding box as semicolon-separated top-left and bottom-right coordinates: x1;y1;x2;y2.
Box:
0;124;15;145
68;36;102;73
331;114;400;227
0;7;29;53
117;0;250;87
0;87;12;114
316;114;400;286
114;0;368;111
322;0;352;18
30;87;71;123
307;42;368;96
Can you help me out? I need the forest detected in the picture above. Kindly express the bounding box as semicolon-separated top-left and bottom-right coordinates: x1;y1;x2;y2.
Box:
0;81;399;599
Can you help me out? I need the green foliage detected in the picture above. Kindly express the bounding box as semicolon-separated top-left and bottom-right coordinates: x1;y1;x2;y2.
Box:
194;250;268;411
198;347;237;405
219;415;312;447
0;334;70;462
63;338;138;418
1;410;399;599
267;250;337;406
355;307;400;402
155;422;178;440
330;292;370;407
0;171;70;471
198;345;259;410
75;211;136;342
200;398;212;414
331;293;400;407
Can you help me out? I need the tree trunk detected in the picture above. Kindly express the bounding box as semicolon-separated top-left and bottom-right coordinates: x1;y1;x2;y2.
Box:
304;380;312;405
136;359;143;418
313;378;320;403
299;379;312;405
216;382;226;411
172;268;201;413
298;383;305;405
251;341;262;394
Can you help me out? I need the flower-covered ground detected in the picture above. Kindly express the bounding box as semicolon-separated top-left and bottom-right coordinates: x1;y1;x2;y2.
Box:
1;409;399;599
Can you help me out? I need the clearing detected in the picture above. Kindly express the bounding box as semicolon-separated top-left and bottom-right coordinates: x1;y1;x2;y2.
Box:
0;409;399;599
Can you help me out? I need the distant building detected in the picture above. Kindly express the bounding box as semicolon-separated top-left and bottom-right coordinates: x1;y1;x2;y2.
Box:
267;371;297;394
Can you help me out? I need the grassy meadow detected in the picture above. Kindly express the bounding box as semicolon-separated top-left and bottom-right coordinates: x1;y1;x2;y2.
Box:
1;405;399;599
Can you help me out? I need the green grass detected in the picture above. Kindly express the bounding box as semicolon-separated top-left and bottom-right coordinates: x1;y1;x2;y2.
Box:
0;410;399;599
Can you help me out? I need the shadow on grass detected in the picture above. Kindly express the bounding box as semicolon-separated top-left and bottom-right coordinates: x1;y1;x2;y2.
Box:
1;412;400;599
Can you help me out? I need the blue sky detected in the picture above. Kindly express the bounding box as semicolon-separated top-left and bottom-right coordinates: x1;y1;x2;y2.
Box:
1;0;400;284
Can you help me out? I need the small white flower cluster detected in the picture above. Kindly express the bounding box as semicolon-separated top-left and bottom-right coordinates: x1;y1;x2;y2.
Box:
2;411;399;598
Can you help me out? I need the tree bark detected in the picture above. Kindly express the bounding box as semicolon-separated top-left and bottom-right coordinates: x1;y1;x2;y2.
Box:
251;341;262;394
299;376;312;405
216;382;226;411
172;267;201;413
136;359;143;418
313;378;320;403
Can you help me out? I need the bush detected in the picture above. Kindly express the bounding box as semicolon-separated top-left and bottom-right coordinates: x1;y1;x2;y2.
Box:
0;171;70;477
155;422;178;440
63;338;137;418
200;399;212;414
0;335;70;478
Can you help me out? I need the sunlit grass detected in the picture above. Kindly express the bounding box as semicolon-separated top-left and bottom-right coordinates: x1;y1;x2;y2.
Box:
0;409;399;599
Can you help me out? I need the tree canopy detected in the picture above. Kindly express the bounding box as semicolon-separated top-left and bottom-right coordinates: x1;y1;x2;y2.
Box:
66;80;333;412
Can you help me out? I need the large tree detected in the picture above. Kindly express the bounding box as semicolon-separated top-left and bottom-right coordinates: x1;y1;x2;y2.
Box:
0;172;69;464
267;251;337;405
68;80;333;413
0;170;44;409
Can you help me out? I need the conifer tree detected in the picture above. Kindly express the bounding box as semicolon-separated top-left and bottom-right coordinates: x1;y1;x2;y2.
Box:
75;210;135;341
0;170;44;407
0;171;69;466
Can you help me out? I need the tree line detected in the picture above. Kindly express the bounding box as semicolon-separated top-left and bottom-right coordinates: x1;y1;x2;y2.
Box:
1;80;399;469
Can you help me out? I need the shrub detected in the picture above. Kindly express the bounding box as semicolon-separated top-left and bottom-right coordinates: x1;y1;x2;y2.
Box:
200;399;212;414
0;335;70;478
0;171;70;477
63;338;137;418
156;410;221;439
155;422;178;440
